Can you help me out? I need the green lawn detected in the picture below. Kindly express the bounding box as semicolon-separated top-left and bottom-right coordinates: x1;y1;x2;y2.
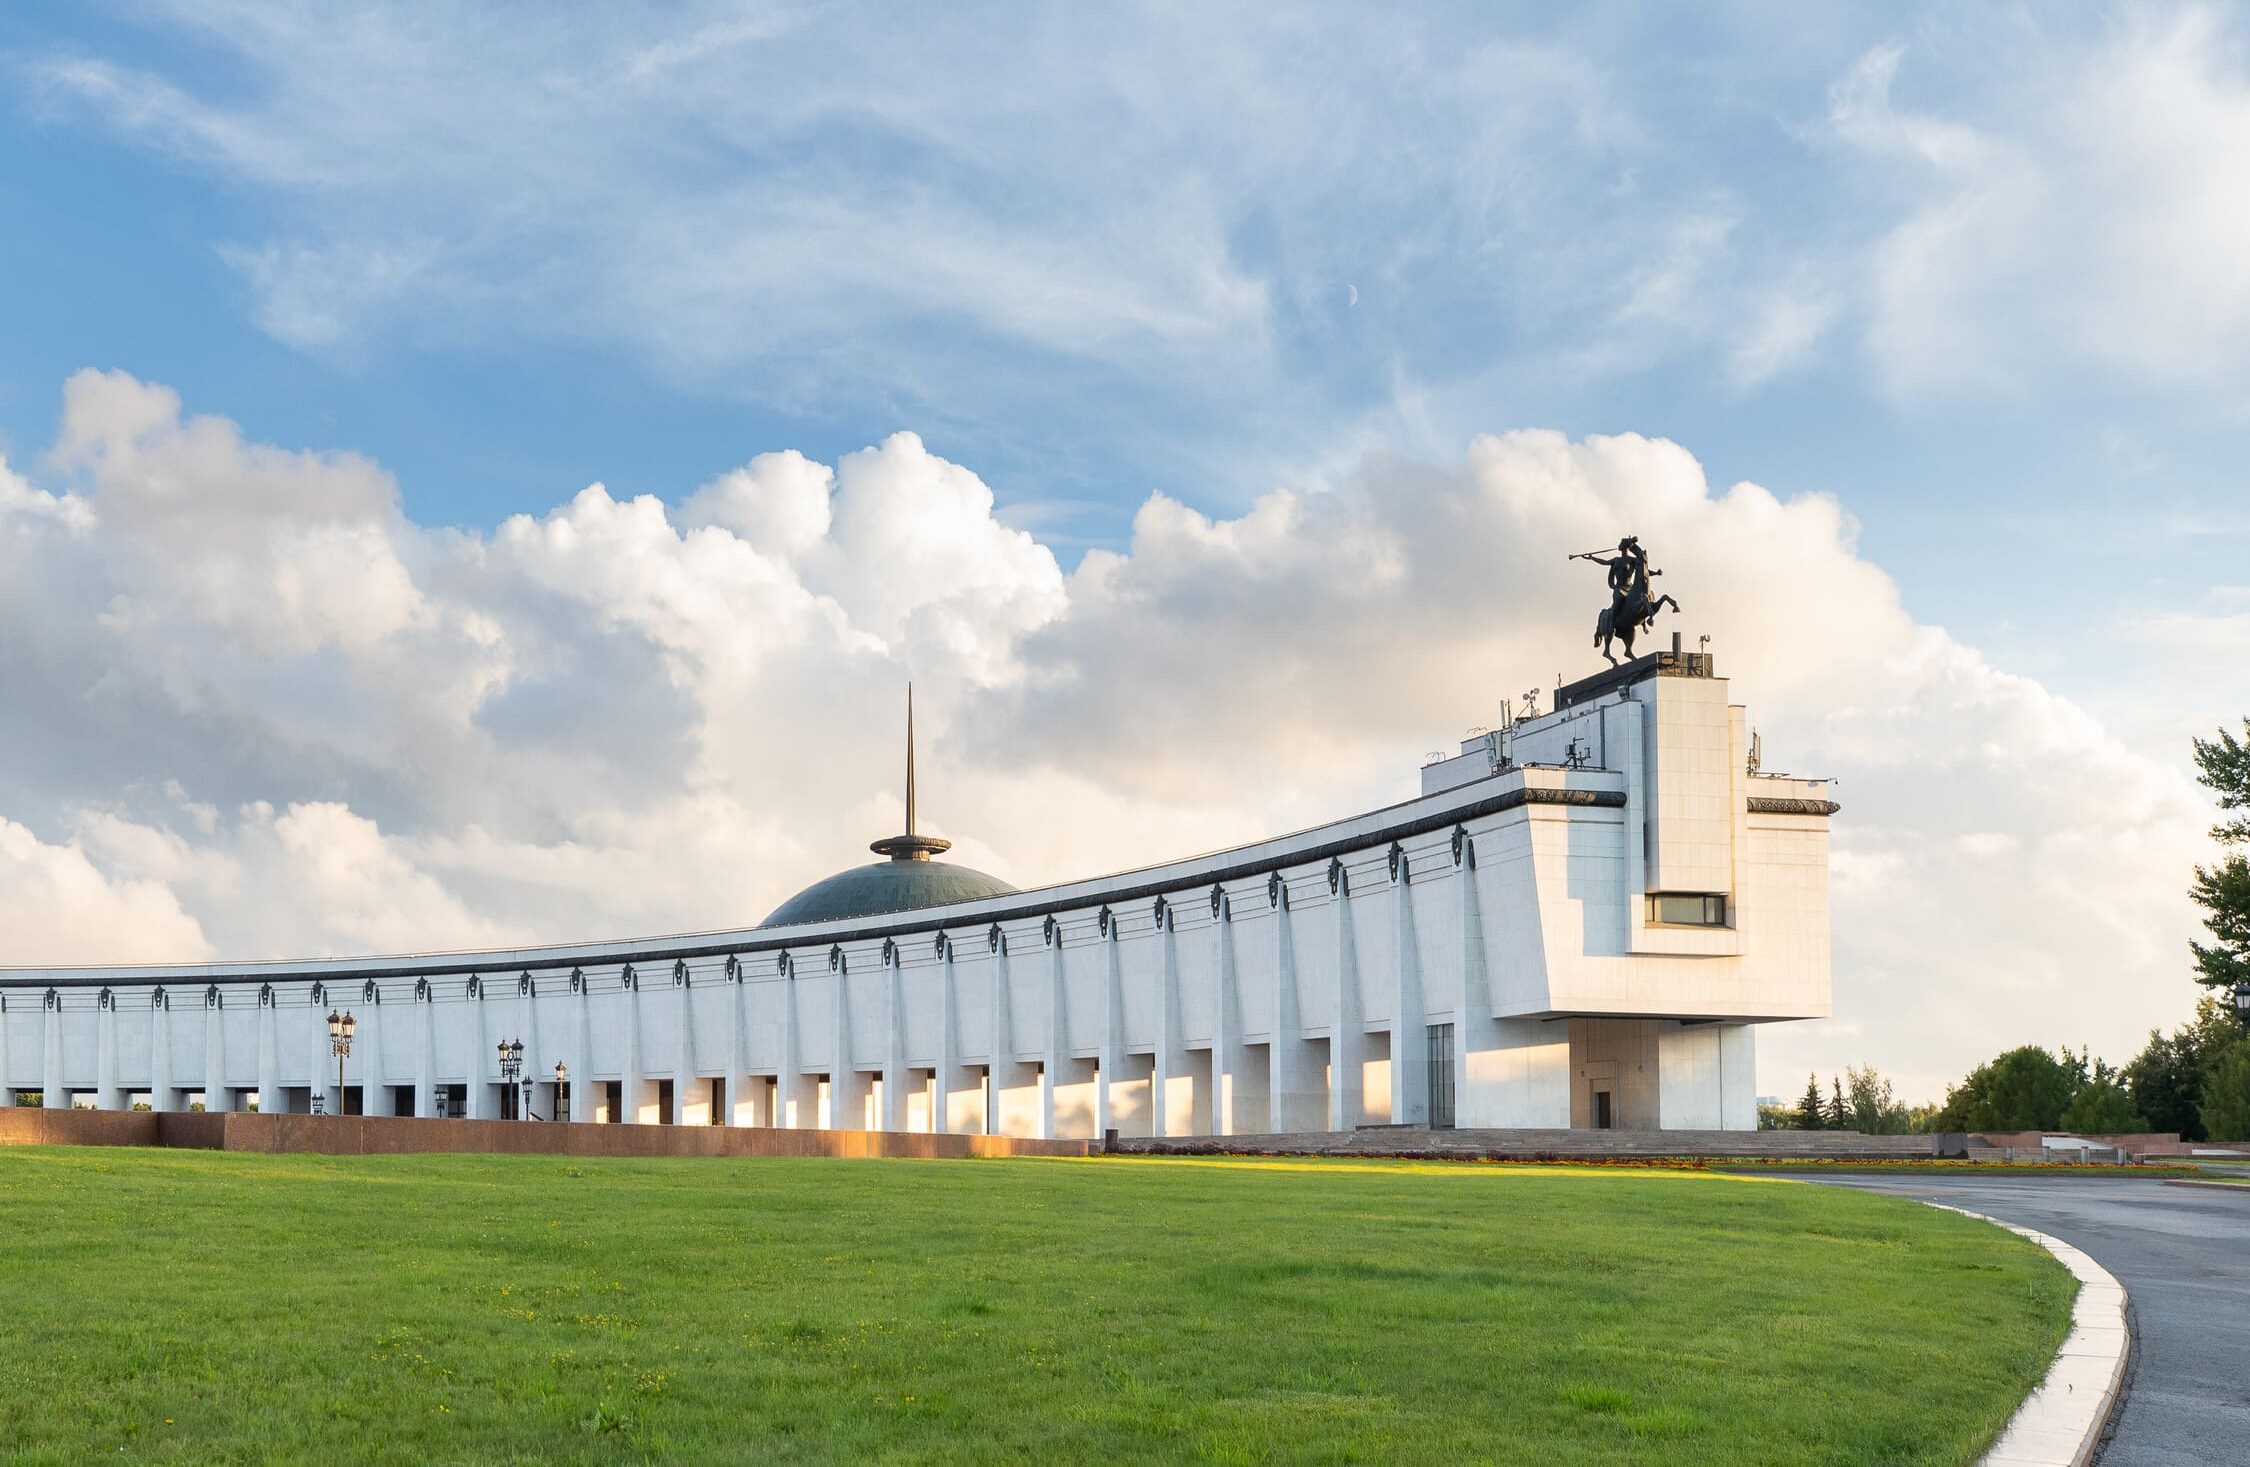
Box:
0;1149;2071;1465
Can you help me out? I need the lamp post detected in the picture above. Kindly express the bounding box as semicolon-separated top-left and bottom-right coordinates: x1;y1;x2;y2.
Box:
498;1038;524;1120
2234;980;2249;1028
554;1061;568;1123
326;1010;356;1115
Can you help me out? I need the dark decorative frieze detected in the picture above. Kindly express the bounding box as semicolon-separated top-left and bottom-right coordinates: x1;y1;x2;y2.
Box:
1746;796;1841;817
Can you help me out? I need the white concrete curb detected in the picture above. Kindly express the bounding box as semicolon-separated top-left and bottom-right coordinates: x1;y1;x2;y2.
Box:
1928;1204;2130;1467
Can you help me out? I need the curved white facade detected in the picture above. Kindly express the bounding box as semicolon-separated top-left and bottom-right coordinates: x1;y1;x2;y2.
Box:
0;654;1832;1135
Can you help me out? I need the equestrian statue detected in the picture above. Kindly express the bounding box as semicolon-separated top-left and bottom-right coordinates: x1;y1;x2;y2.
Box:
1571;536;1681;665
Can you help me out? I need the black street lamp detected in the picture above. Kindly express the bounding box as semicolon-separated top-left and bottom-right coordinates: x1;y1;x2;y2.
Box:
325;1010;356;1115
554;1061;568;1123
498;1037;524;1119
2234;980;2249;1026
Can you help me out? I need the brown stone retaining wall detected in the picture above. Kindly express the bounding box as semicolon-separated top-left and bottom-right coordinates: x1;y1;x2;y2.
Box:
1966;1130;2204;1158
0;1108;1091;1160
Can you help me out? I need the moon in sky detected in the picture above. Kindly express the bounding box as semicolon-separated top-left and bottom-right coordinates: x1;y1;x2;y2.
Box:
1346;284;1359;308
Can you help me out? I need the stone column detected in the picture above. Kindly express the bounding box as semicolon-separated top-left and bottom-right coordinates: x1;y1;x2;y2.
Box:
151;992;180;1112
829;948;867;1130
985;930;1016;1136
1041;920;1067;1140
777;956;812;1128
201;990;231;1113
413;982;437;1118
1210;888;1255;1135
306;994;332;1118
570;969;596;1122
1268;879;1321;1132
43;991;66;1108
933;936;962;1134
1328;862;1363;1133
1096;910;1124;1137
725;957;747;1126
0;998;14;1107
463;978;490;1120
1151;900;1187;1136
1452;832;1496;1127
621;965;645;1124
1388;846;1429;1128
880;944;907;1132
672;962;694;1126
95;989;123;1110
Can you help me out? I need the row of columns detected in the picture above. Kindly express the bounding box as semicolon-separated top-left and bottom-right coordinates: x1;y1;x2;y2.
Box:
3;833;1501;1135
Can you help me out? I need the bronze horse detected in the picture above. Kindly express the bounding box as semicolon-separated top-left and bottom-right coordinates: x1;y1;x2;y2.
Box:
1574;537;1681;665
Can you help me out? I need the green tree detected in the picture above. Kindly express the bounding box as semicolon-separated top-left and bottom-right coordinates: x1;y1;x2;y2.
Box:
1825;1076;1850;1130
1935;1046;2085;1132
2122;996;2243;1141
2060;1059;2148;1134
2202;1039;2250;1142
1841;1065;1919;1134
1794;1073;1825;1131
2123;1027;2207;1140
2190;721;2250;1000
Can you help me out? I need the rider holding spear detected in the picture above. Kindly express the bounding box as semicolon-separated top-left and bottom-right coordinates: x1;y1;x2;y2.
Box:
1571;536;1682;664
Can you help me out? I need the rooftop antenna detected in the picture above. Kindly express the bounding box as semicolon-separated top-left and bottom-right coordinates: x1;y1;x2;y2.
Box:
871;684;952;862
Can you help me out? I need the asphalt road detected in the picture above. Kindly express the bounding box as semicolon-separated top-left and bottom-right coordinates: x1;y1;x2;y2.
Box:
1803;1173;2248;1466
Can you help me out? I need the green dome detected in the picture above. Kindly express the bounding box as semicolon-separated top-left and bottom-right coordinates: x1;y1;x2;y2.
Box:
761;859;1018;928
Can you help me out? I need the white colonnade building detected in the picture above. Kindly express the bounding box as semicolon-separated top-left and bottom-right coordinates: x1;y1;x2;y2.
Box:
0;647;1832;1136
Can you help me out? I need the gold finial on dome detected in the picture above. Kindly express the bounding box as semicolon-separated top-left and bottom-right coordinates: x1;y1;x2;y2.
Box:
870;683;952;861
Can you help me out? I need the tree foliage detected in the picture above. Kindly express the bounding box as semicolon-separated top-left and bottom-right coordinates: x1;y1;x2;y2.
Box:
2059;1060;2147;1134
2190;721;2250;997
1839;1065;1927;1134
1794;1074;1826;1131
2195;719;2250;846
1935;1046;2085;1132
2121;995;2243;1142
2202;1039;2250;1142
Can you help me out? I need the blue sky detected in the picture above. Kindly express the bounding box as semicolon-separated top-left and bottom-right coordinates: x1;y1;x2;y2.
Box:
7;1;2245;688
1;4;2246;1092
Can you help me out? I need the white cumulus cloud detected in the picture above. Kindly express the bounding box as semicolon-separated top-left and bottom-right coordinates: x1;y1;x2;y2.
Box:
0;371;2220;1101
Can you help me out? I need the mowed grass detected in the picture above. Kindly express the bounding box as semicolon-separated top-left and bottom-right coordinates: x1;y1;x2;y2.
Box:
0;1149;2071;1465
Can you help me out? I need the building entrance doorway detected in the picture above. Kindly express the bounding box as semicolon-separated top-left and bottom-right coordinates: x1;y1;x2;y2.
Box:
1591;1088;1615;1129
1425;1024;1455;1129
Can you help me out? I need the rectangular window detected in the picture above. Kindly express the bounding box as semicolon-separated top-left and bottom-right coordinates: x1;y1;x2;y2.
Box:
1647;892;1728;926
